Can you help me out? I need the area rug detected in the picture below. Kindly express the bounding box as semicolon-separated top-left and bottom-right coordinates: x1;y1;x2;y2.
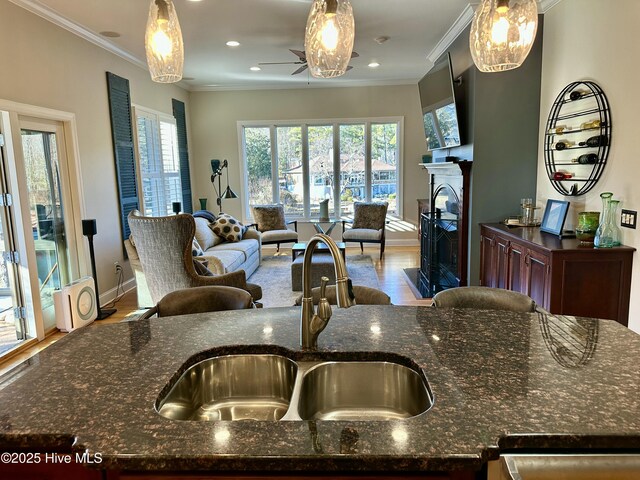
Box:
249;254;381;308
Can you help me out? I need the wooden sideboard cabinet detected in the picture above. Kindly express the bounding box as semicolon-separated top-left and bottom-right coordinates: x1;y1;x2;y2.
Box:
480;224;635;326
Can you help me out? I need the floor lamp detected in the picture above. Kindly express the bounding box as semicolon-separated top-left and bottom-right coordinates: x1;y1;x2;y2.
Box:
210;159;238;213
82;219;116;320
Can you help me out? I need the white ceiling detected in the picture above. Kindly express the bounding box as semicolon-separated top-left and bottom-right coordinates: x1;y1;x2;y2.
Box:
12;0;559;91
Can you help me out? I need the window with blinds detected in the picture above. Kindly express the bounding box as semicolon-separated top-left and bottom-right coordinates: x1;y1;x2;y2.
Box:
134;108;182;217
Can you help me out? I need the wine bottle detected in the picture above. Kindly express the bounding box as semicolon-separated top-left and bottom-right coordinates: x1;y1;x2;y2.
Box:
553;140;575;150
579;135;608;147
569;89;589;101
572;153;598;164
580;119;604;130
553;172;573;180
549;125;571;134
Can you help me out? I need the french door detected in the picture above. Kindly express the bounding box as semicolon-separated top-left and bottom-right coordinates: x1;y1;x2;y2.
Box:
0;106;84;358
19;118;78;332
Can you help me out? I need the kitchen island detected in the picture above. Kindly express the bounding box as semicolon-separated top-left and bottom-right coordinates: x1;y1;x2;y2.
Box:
0;305;639;478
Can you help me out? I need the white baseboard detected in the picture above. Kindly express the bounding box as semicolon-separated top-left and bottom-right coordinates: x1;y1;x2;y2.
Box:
99;277;136;307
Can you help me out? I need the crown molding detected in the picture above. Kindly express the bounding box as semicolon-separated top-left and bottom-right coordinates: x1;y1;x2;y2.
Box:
190;78;419;93
539;0;564;13
8;0;147;70
426;4;476;64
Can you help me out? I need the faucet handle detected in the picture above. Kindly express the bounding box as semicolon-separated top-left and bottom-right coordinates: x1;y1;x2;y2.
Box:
317;276;332;321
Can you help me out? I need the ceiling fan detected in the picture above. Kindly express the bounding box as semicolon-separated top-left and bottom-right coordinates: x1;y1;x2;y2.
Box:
259;49;359;75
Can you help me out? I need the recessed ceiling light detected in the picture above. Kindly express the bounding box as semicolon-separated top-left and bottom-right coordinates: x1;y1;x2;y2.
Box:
226;41;241;47
368;62;381;68
100;31;121;38
250;66;261;71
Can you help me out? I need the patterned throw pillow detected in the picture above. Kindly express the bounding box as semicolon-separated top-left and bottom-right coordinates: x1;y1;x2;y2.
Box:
211;213;245;242
251;205;286;232
192;238;205;257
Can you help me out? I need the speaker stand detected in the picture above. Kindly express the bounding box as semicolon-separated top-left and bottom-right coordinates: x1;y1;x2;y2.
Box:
86;233;117;320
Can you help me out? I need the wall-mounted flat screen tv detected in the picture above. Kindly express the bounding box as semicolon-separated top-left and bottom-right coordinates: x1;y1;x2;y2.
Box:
418;52;462;151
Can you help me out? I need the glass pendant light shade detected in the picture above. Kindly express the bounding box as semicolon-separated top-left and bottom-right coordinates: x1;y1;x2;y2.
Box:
145;0;184;83
305;0;355;79
469;0;538;73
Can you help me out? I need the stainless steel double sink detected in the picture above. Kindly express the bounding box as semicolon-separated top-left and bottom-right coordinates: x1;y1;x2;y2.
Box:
156;353;433;422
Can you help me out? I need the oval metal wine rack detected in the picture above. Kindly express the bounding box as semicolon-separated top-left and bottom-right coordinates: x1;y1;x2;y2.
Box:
544;81;611;196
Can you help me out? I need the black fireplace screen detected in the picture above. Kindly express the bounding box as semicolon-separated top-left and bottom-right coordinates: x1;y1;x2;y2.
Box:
419;184;461;297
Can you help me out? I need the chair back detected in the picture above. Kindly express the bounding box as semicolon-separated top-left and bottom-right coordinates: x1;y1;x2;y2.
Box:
127;210;200;304
352;202;388;230
295;285;391;306
432;286;536;313
155;286;253;317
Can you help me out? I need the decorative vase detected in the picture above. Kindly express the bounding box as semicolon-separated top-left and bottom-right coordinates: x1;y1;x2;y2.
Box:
576;211;600;246
199;198;208;211
319;199;330;221
594;192;621;248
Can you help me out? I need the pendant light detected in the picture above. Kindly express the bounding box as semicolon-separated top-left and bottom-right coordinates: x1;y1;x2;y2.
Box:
304;0;355;79
145;0;184;83
469;0;538;73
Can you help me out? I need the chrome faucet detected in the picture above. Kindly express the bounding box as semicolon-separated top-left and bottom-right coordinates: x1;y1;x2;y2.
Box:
300;233;355;349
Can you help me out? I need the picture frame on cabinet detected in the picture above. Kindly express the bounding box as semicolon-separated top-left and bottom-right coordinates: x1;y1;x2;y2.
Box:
540;199;571;236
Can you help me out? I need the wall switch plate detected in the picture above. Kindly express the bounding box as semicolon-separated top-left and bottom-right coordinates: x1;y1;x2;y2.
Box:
621;209;637;229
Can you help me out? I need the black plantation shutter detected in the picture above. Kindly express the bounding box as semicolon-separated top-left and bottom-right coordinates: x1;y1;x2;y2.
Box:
106;72;139;244
172;99;193;213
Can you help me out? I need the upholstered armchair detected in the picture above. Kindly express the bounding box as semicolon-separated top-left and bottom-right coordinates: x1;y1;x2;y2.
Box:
342;202;389;259
138;286;253;319
250;205;298;252
127;210;262;305
432;286;536;312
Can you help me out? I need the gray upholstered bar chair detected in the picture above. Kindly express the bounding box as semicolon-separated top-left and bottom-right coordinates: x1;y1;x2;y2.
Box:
295;285;391;306
342;201;388;260
250;205;298;253
139;286;253;319
127;210;262;305
432;286;536;313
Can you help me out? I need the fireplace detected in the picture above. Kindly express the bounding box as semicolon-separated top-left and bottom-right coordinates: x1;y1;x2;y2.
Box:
418;161;471;298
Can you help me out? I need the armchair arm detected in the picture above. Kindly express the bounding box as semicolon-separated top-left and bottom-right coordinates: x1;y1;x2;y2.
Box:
243;228;262;242
138;306;158;320
286;219;298;232
342;219;353;234
247;223;258;229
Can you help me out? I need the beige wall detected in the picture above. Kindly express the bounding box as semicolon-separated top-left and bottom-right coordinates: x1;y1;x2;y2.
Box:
189;85;429;243
0;2;189;303
537;0;640;331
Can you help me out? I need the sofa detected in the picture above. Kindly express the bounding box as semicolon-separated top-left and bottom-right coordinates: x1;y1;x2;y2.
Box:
125;214;261;309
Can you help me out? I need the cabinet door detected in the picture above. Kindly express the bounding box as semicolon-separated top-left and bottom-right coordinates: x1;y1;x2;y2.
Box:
480;232;496;287
525;249;550;308
495;237;510;290
507;241;526;294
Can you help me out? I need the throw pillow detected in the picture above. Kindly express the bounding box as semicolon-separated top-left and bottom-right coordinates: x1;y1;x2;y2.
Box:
194;216;222;250
212;213;245;242
251;205;286;232
192;238;205;257
352;202;388;230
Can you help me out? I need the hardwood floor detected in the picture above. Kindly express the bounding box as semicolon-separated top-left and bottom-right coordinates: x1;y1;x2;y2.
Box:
0;246;430;375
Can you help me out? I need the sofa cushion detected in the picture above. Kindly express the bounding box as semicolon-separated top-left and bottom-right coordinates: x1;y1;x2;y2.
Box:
210;238;259;260
194;217;223;249
212;213;245;242
202;249;244;272
252;205;286;231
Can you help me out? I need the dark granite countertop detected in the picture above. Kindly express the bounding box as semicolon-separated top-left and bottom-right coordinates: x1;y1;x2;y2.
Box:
1;306;640;473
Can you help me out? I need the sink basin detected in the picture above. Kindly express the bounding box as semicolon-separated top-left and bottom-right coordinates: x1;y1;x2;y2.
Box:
157;354;298;421
296;361;432;421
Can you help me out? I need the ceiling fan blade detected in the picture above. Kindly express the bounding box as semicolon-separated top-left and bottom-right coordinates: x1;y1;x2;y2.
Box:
259;61;305;65
351;51;360;58
292;65;308;76
290;49;307;61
